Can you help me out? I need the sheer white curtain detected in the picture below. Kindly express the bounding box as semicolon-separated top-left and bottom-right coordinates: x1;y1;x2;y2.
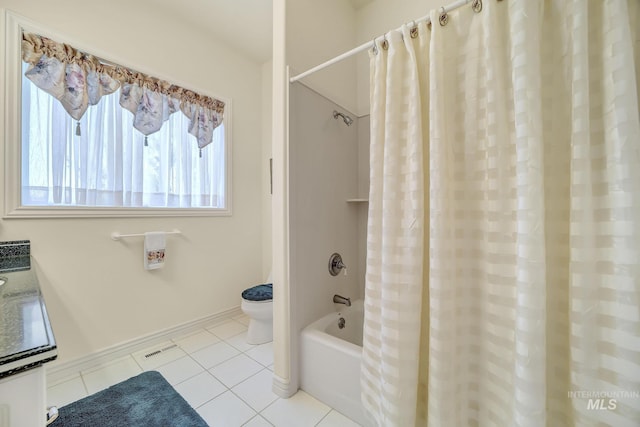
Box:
362;1;640;426
21;74;225;208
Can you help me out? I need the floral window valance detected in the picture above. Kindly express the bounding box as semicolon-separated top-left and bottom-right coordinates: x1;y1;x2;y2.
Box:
21;32;224;153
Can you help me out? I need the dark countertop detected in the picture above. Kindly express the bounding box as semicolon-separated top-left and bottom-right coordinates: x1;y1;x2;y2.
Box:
0;258;57;378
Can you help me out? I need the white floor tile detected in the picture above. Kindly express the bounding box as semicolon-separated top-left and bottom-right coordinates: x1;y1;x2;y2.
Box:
47;314;352;426
132;342;186;370
81;356;142;394
47;376;87;408
155;356;204;385
261;390;331;427
197;391;256;427
173;329;220;353
232;314;251;326
174;371;226;409
242;415;273;427
47;371;84;388
207;320;248;340
232;369;278;412
245;341;274;367
226;331;257;352
191;341;240;369
209;354;263;388
317;410;363;427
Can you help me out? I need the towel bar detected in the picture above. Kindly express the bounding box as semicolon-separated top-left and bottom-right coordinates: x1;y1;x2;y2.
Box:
111;230;181;241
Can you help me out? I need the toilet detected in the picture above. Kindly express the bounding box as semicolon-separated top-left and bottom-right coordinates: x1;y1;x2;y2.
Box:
241;283;273;344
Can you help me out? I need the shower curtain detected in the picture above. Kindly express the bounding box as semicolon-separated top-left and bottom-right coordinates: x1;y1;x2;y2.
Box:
361;1;640;426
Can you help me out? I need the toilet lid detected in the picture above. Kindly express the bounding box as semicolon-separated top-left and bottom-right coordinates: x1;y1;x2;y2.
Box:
242;283;273;301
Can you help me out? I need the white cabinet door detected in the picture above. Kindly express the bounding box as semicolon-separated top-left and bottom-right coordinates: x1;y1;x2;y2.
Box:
0;367;46;427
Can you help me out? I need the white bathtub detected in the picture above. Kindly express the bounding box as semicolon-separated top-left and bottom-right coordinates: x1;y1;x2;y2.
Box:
300;299;371;426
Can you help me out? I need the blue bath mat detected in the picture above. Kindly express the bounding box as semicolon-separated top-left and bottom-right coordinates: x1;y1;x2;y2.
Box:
53;371;207;427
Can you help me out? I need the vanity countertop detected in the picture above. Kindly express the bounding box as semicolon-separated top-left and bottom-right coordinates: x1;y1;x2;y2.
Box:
0;244;57;379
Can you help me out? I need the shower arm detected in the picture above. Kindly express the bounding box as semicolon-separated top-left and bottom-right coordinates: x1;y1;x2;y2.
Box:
332;110;354;126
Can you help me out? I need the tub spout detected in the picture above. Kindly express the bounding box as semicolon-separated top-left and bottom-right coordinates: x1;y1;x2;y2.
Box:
333;294;351;307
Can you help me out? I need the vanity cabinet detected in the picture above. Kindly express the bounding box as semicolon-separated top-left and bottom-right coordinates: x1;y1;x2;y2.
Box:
0;366;46;427
0;241;57;427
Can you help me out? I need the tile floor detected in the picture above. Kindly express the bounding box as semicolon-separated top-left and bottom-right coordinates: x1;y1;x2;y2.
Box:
46;313;361;427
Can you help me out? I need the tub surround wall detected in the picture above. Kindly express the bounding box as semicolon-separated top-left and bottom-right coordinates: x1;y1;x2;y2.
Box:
356;115;370;298
290;85;370;417
289;82;361;335
0;0;265;365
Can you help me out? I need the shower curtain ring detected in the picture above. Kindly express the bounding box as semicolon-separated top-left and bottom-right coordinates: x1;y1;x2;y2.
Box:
439;6;449;26
381;35;389;50
372;37;378;55
472;0;483;13
410;20;419;38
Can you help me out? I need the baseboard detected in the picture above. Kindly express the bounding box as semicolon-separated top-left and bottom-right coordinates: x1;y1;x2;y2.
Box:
46;306;243;386
272;373;297;398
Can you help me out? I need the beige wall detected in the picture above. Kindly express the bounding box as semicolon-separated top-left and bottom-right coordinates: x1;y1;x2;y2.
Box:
355;0;443;115
286;0;359;115
262;61;273;281
285;0;443;116
0;0;266;364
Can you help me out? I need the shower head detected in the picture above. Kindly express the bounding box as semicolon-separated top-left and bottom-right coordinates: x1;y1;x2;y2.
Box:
333;110;354;126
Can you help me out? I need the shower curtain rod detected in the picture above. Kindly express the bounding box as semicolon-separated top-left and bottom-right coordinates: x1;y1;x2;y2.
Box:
289;0;474;83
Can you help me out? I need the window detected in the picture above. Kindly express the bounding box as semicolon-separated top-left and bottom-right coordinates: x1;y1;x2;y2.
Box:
22;65;226;209
3;14;231;218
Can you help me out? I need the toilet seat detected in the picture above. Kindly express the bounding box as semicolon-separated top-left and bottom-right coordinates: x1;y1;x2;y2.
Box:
241;283;272;302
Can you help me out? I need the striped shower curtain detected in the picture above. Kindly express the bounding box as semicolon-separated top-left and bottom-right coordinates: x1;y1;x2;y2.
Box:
361;1;640;426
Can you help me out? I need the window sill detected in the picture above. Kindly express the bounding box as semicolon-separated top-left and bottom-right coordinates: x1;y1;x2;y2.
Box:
3;206;232;219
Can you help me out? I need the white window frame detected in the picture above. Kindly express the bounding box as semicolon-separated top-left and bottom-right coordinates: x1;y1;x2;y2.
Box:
1;11;232;218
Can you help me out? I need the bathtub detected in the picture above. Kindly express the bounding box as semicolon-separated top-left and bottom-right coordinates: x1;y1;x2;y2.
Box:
300;299;371;426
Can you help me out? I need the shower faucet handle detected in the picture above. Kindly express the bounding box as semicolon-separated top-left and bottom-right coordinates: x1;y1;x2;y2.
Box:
328;253;347;276
337;259;347;276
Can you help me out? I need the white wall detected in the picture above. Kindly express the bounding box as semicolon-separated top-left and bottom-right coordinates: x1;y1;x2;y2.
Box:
0;0;265;364
271;0;291;395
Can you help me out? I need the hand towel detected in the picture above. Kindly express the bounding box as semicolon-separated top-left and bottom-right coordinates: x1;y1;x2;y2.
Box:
144;232;166;270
